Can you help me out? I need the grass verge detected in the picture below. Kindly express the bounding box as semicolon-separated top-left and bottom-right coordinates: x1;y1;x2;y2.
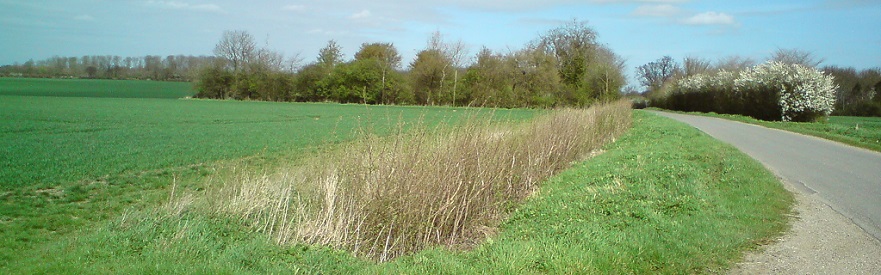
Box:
649;108;881;153
2;110;793;273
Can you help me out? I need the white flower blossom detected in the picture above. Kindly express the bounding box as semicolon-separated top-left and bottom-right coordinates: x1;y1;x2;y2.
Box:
673;61;837;121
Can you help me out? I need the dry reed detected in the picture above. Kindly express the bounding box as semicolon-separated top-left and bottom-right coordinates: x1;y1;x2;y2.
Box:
206;100;632;261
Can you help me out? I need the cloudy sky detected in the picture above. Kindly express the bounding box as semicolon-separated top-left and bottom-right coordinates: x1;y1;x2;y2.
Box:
1;0;879;84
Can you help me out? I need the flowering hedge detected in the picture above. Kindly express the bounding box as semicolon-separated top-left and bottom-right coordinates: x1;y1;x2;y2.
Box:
656;61;838;122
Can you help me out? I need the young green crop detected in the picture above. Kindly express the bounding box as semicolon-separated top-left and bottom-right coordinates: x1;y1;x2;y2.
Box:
0;78;194;98
0;96;535;189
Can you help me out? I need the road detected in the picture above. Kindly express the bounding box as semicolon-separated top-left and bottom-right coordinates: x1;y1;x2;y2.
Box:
648;111;881;242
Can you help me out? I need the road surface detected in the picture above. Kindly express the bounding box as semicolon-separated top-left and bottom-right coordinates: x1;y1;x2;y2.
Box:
648;111;881;242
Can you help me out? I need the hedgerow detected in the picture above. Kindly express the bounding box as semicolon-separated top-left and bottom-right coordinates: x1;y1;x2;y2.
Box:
655;61;838;122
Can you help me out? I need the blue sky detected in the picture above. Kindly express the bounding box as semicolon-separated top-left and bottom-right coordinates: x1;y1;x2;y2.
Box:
1;0;879;86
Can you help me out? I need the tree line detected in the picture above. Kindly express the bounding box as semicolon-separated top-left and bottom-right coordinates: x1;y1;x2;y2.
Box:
196;20;626;108
0;54;216;81
635;49;881;117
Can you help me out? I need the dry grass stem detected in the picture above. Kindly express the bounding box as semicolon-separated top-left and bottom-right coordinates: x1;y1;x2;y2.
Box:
205;100;632;261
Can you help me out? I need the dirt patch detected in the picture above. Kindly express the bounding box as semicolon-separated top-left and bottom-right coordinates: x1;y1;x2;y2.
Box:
728;179;881;274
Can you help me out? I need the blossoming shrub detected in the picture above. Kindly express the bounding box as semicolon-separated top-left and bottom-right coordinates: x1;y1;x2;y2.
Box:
656;61;838;122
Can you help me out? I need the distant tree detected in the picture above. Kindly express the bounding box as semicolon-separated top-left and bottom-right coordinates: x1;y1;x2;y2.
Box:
294;63;329;102
317;40;344;70
715;55;756;72
463;47;515;107
409;49;450;105
534;20;597;88
681;56;712;77
532;19;624;105
584;46;626;102
354;42;403;104
511;47;564;107
769;48;824;68
423;31;468;106
85;66;97;78
196;59;234;99
636;56;679;96
214;30;257;73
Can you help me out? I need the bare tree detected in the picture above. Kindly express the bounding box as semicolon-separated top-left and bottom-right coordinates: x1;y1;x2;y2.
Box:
681;56;712;77
769;48;824;68
213;30;257;73
715;55;756;72
284;53;303;74
636;56;679;96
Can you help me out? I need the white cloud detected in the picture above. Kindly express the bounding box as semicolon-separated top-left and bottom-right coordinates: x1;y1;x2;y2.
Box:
349;9;371;19
632;4;681;17
681;12;736;25
282;4;305;12
145;1;224;13
74;14;95;21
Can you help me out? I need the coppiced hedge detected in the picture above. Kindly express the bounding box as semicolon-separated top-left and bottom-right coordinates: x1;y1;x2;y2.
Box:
655;61;837;122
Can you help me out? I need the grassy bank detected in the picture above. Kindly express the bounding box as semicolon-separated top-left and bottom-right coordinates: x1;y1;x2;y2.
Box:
655;109;881;152
3;110;793;273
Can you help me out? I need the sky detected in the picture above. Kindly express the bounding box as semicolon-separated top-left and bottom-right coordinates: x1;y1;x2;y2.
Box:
1;0;880;87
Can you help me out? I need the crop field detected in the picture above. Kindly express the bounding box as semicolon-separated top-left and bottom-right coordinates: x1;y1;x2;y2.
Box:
0;77;194;98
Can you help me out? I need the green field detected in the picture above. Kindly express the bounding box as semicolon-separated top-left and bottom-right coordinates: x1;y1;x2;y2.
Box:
0;77;195;98
0;79;792;273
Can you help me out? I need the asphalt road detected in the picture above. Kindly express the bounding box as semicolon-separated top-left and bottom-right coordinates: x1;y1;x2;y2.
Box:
648;111;881;242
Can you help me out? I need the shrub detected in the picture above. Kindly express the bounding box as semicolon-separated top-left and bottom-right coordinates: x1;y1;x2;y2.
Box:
658;61;837;122
736;61;837;122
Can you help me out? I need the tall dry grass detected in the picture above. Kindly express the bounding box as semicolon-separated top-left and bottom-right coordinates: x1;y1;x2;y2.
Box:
206;100;631;261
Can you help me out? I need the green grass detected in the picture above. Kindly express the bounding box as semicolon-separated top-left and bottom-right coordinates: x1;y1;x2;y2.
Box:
0;93;536;269
0;77;195;98
3;110;794;273
654;109;881;152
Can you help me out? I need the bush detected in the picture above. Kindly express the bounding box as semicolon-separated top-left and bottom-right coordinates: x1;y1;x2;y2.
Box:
657;61;837;122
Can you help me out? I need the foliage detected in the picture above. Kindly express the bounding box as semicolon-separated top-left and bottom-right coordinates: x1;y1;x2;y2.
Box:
657;61;838;122
532;20;625;106
824;66;881;116
409;49;451;105
195;62;233;99
192;21;624;108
